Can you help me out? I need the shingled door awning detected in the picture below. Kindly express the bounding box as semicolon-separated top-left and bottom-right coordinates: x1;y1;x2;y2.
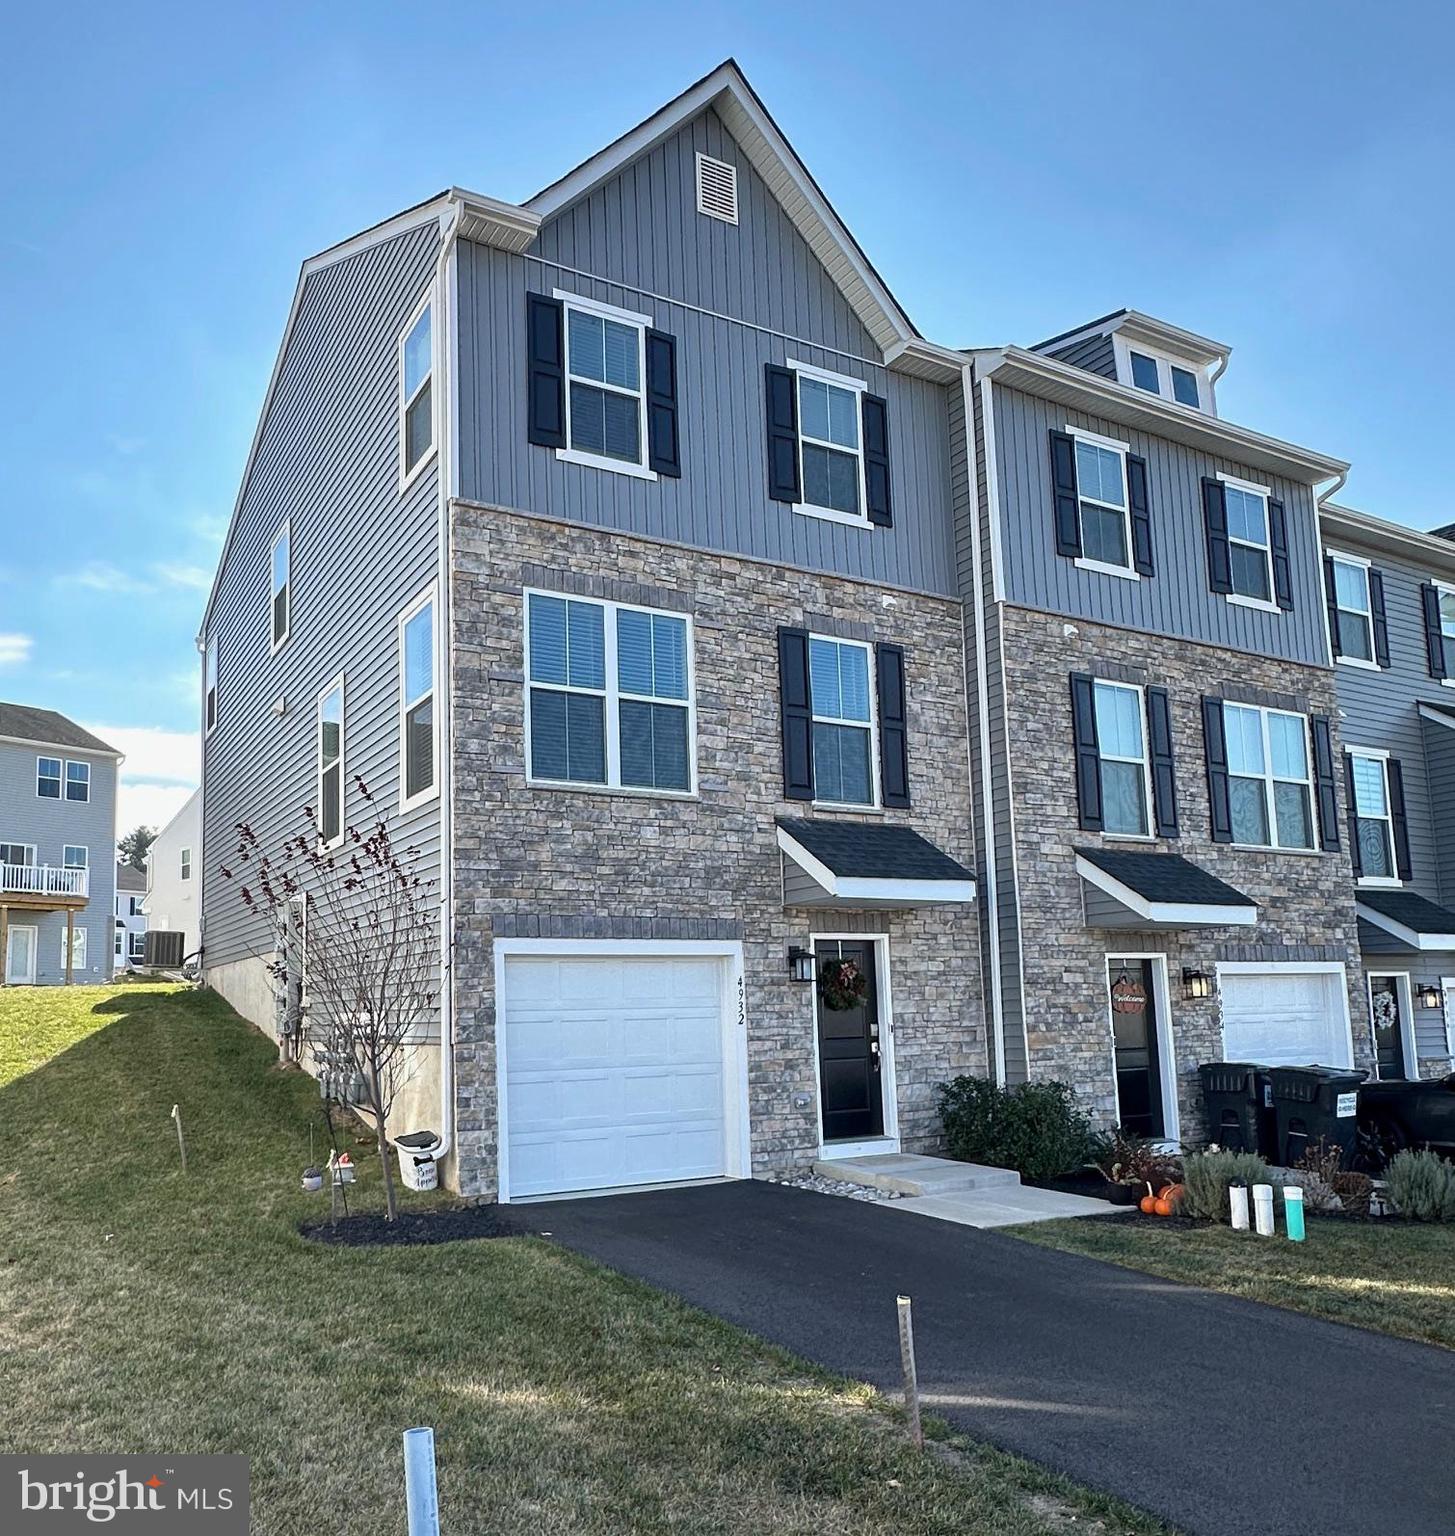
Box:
1076;847;1258;929
1356;888;1455;951
776;818;975;910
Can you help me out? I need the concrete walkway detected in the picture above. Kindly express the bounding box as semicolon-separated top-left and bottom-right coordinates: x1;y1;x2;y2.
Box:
512;1180;1455;1536
814;1151;1126;1227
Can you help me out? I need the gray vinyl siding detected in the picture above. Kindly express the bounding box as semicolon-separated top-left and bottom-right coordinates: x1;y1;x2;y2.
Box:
1424;717;1455;909
1044;334;1117;380
201;222;443;985
457;115;957;599
0;743;116;984
993;384;1329;666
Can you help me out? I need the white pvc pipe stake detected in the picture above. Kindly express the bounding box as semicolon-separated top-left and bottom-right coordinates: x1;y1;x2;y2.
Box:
1252;1182;1275;1237
896;1294;923;1450
403;1427;440;1535
1229;1182;1250;1231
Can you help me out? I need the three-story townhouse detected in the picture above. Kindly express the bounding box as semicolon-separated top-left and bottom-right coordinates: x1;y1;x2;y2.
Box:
0;703;120;987
198;62;983;1199
1320;504;1455;1080
956;311;1368;1140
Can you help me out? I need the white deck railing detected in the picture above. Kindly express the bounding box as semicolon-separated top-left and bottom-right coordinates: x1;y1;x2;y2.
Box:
0;863;89;899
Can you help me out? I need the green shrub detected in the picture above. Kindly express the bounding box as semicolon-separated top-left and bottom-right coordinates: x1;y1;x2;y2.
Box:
1181;1149;1274;1222
936;1076;1097;1181
1385;1149;1455;1222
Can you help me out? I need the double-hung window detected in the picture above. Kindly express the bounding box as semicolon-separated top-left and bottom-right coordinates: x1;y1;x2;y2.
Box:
1438;584;1455;678
1348;751;1397;882
1329;554;1375;663
525;591;693;794
204;636;218;734
809;636;877;807
1223;703;1314;850
317;676;344;848
796;364;865;521
400;294;434;484
180;847;192;881
129;932;146;962
1073;435;1132;573
399;589;437;810
37;757;61;798
1223;480;1273;603
1093;681;1151;836
560;293;650;475
271;523;291;650
66;762;90;802
63;846;87;869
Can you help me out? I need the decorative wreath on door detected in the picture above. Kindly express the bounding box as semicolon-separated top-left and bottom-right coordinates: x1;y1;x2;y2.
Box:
818;957;869;1012
1372;989;1398;1033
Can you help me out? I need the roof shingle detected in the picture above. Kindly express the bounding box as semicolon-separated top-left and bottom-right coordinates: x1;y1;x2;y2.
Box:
0;702;120;756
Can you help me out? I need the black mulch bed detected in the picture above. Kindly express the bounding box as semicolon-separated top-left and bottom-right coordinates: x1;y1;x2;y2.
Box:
1024;1170;1122;1203
301;1203;525;1247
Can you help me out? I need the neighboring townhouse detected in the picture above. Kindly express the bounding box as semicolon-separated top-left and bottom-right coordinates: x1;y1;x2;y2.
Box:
198;62;982;1198
114;862;148;972
957;311;1368;1140
0;702;120;986
143;787;201;961
1320;504;1455;1079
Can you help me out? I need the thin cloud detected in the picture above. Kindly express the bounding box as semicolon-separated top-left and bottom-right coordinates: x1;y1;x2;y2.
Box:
54;560;216;597
0;632;33;667
154;562;213;592
117;782;195;837
60;562;153;595
83;724;199;786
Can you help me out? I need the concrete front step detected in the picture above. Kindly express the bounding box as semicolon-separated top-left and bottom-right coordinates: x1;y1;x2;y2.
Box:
812;1152;1024;1198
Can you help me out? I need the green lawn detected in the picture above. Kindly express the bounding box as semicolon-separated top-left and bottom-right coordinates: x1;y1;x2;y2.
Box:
1012;1213;1455;1350
0;984;1168;1535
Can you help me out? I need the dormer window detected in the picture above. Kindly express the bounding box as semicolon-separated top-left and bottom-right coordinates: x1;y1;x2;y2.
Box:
1123;343;1210;411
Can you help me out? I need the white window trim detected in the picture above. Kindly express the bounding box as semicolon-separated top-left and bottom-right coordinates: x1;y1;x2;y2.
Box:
789;358;869;529
809;633;881;811
1093;679;1156;841
552;288;657;483
1347;747;1401;888
316;673;346;851
204;635;218;737
1103;953;1181;1146
61;926;87;971
1217;471;1276;610
1367;972;1419;1082
523;589;697;798
1327;548;1378;670
1224;702;1317;852
1112;334;1213;412
270;520;291;654
35;756;61;799
65;760;91;804
63;845;88;869
1441;975;1455;1058
1436;579;1455;689
0;842;37;867
398;287;438;493
180;846;193;882
1066;423;1137;579
398;584;440;815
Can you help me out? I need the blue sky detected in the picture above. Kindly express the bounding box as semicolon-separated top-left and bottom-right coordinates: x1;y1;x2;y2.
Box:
3;1;1452;829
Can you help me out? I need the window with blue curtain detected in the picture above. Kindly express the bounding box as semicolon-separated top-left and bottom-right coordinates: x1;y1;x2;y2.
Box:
565;308;643;465
809;636;873;805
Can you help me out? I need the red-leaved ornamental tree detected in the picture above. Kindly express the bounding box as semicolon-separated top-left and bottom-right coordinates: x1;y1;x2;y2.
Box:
224;777;436;1220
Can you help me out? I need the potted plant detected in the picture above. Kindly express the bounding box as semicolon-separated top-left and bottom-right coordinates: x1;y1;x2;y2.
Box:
300;1166;323;1193
1090;1127;1182;1205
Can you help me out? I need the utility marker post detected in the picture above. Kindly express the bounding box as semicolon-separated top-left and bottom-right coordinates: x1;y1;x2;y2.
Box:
896;1294;923;1449
170;1104;187;1174
403;1426;440;1535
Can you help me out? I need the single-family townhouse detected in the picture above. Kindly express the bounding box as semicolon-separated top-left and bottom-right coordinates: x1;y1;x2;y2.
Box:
0;702;120;986
114;862;148;972
1319;503;1455;1079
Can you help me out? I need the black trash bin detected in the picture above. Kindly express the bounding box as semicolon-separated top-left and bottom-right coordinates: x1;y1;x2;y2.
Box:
1268;1066;1366;1167
1198;1062;1276;1158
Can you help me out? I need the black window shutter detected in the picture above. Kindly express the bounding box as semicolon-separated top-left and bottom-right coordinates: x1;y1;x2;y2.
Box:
1050;431;1081;558
1343;755;1363;878
1310;716;1340;853
1369;570;1391;667
862;394;892;527
765;364;801;504
1269;499;1294;610
1323;557;1342;660
1069;673;1103;832
644;329;681;477
1127;454;1154;576
1202;478;1233;595
1422;584;1447;679
1202;697;1233;842
526;294;566;449
778;627;814;801
1388;758;1414;880
875;643;910;808
1146;687;1178;837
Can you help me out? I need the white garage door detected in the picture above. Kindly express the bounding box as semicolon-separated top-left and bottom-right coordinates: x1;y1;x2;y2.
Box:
502;953;730;1199
1221;969;1351;1067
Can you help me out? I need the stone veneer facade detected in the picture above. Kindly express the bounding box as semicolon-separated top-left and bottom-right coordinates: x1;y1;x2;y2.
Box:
448;502;985;1198
999;604;1371;1137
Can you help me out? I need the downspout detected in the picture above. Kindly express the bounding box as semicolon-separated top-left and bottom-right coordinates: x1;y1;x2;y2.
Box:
1311;466;1350;669
431;196;463;1167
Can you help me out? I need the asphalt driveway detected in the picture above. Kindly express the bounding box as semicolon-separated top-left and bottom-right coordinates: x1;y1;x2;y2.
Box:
509;1181;1454;1536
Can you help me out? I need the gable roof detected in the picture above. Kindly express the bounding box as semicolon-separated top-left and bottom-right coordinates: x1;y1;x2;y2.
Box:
116;862;148;893
1032;308;1231;370
526;60;917;353
0;702;121;758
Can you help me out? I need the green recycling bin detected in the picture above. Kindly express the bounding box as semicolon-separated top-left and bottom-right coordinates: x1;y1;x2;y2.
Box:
1268;1065;1366;1168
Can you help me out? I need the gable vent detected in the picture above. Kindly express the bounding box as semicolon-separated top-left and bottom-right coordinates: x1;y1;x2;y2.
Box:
695;152;738;224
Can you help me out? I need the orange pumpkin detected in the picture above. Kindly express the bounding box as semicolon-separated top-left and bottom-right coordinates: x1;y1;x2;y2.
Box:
1139;1193;1157;1214
1153;1197;1173;1216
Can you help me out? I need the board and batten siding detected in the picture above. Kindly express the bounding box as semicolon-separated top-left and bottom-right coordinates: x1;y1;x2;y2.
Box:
201;222;443;993
0;742;117;984
1425;717;1455;911
992;384;1329;667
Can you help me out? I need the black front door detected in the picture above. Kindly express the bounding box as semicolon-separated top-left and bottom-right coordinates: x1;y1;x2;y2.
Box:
1109;958;1165;1138
1371;977;1408;1080
815;940;884;1142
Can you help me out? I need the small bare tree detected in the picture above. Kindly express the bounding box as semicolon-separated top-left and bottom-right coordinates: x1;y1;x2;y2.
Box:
224;777;436;1220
